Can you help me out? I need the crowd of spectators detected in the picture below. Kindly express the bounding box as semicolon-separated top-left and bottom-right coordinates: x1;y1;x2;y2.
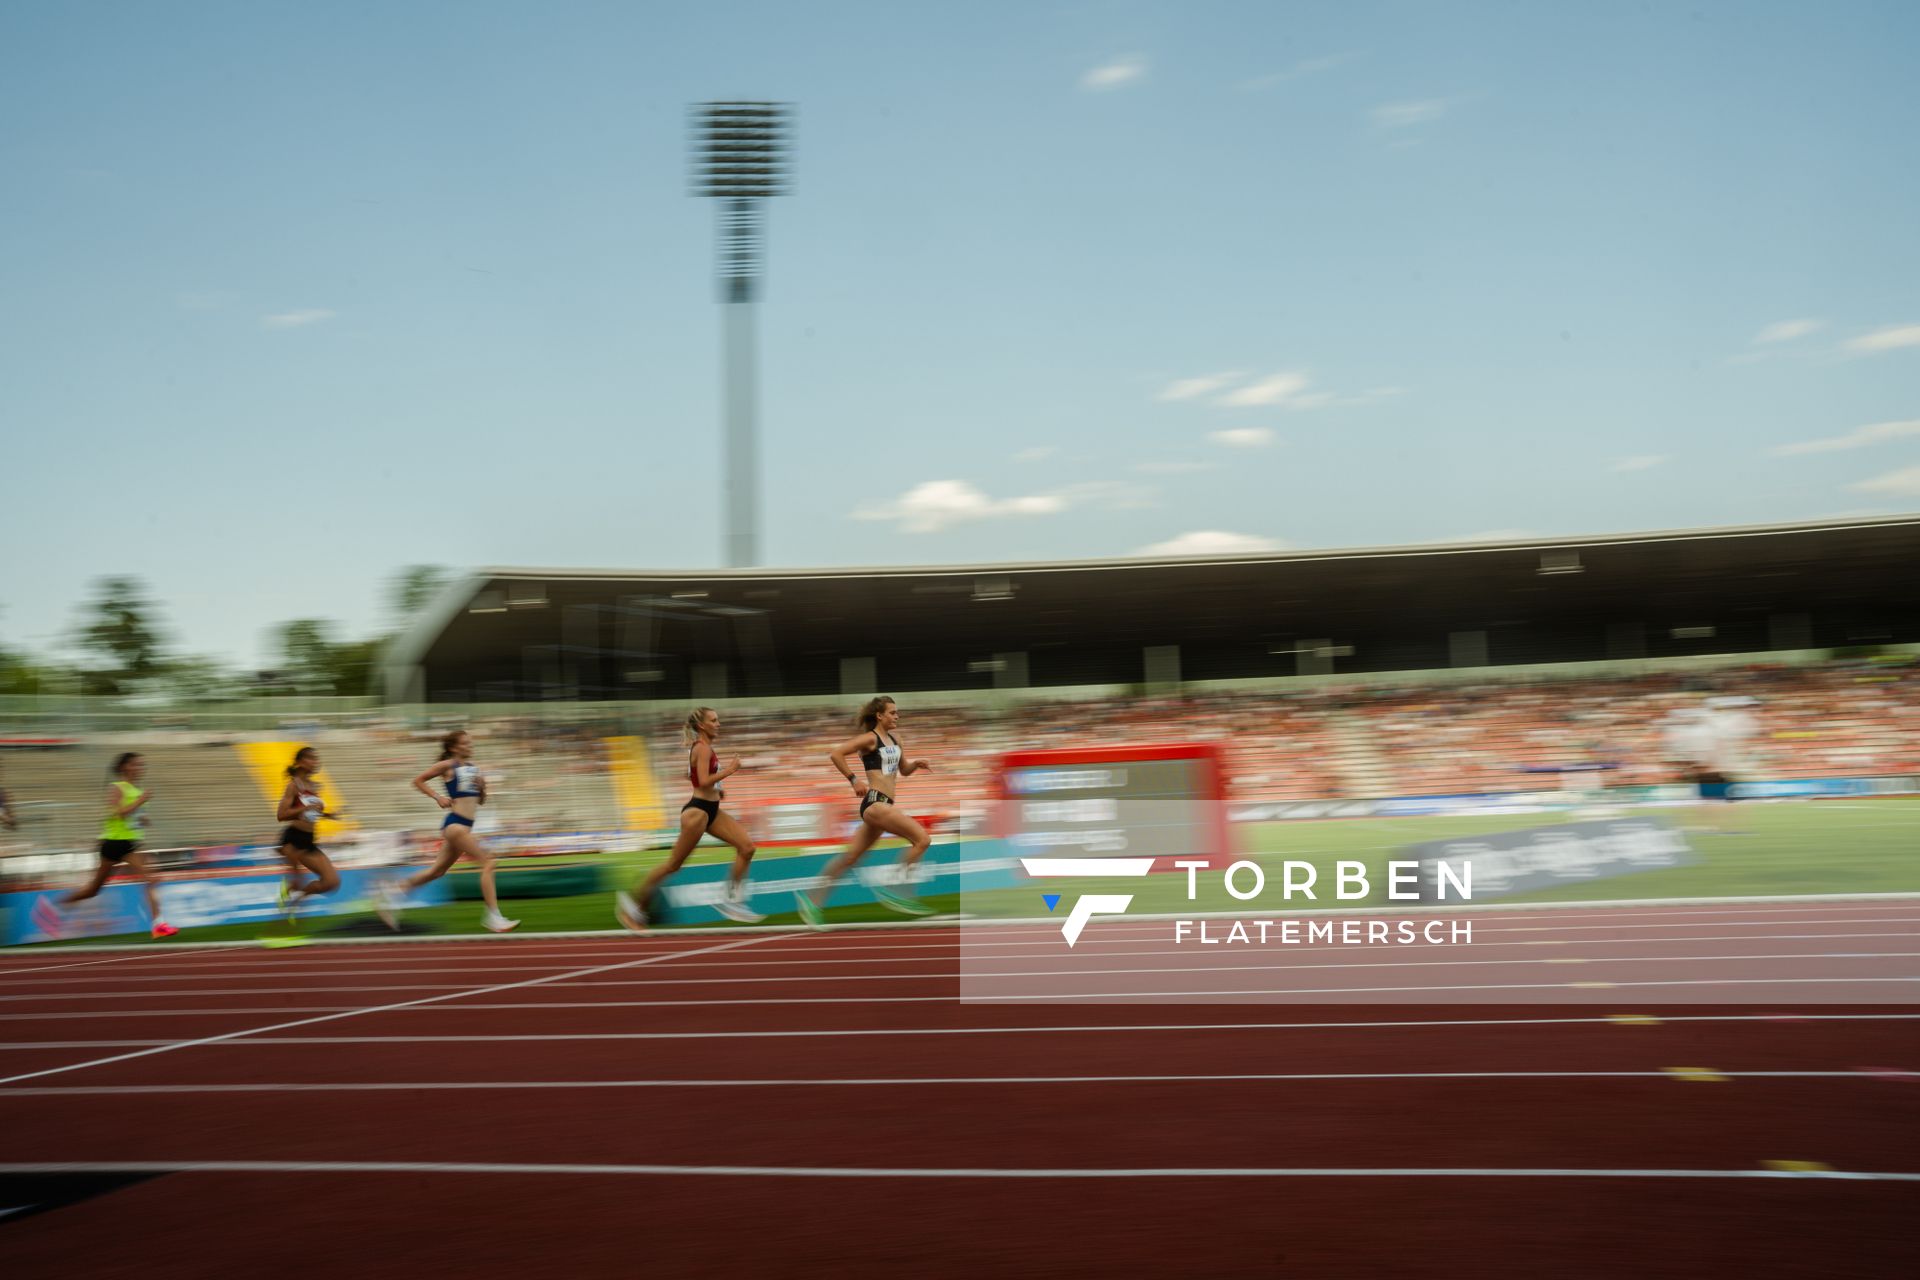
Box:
639;658;1920;811
3;659;1913;851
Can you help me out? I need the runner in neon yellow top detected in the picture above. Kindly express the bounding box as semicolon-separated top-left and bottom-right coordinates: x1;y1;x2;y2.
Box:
52;752;176;939
101;778;145;842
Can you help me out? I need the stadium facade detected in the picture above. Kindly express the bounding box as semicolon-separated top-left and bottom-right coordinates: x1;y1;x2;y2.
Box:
383;516;1920;704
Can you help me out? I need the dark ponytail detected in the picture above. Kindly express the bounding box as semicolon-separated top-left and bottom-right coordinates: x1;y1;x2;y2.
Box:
110;752;140;778
286;746;317;778
439;729;467;761
855;696;895;732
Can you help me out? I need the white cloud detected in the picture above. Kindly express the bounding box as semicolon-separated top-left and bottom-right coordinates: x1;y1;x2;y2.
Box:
1238;53;1352;91
854;480;1063;534
1136;530;1286;557
1012;446;1059;463
1295;385;1405;410
852;478;1152;534
1771;419;1920;457
1753;318;1824;345
1210;426;1275;448
1133;460;1220;474
1162;369;1399;412
261;309;337;330
1844;324;1920;355
1157;371;1244;401
1610;454;1669;472
1057;479;1159;511
1370;99;1447;129
1216;372;1310;407
1080;55;1147;91
1851;466;1920;498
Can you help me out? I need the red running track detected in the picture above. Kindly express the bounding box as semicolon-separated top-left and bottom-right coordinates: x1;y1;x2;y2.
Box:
0;900;1917;1277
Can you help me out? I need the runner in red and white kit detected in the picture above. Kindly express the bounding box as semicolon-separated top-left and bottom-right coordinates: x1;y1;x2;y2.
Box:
615;706;761;930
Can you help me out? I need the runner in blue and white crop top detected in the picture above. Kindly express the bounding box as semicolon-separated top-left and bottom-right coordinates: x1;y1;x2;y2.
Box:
444;760;485;824
396;728;518;933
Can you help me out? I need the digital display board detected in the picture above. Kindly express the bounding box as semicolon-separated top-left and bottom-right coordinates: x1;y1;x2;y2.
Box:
996;744;1232;869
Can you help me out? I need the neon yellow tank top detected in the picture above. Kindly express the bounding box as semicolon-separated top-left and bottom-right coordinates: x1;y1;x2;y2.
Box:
101;779;144;842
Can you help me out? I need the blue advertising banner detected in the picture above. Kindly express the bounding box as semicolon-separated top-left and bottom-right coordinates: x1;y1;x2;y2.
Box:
1726;778;1902;800
654;839;1019;924
1;866;451;946
1402;817;1697;904
1233;775;1918;821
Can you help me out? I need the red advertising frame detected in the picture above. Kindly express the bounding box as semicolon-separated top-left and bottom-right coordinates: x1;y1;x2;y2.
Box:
996;742;1235;868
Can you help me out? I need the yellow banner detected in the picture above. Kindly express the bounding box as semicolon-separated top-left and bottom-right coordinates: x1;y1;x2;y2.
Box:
234;741;354;838
603;735;662;833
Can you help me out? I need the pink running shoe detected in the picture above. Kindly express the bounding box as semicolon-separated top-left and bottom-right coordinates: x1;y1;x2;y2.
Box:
151;922;180;939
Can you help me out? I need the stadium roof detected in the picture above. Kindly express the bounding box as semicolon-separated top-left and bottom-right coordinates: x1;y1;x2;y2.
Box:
386;515;1920;702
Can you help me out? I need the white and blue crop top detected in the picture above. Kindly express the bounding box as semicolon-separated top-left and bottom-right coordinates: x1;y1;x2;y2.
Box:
446;762;484;800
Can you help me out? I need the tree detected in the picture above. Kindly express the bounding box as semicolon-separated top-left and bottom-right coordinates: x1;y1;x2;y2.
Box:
278;618;341;693
75;577;166;694
390;565;450;619
158;654;247;702
274;622;385;697
325;636;385;698
0;644;64;697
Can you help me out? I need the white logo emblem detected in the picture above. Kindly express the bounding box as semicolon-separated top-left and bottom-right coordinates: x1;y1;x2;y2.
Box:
1019;857;1156;946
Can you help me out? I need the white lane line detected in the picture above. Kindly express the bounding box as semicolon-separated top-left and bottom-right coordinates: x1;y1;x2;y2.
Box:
0;1069;1901;1096
1492;919;1920;935
965;975;1920;1000
0;985;490;1001
0;935;779;1088
8;974;1920;1017
629;926;1920;957
3;909;1913;970
17;928;1913;984
15;932;1920;986
15;982;1920;1020
955;952;1920;981
0;1008;376;1021
756;909;1920;948
0;1160;1913;1181
11;947;1914;1001
0;948;226;977
3;1009;1918;1050
12;890;1920;956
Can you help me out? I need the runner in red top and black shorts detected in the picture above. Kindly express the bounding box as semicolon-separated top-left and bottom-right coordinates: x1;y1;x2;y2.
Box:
616;706;761;930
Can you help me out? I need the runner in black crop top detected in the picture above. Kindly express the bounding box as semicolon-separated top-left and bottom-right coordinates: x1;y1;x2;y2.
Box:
799;696;938;926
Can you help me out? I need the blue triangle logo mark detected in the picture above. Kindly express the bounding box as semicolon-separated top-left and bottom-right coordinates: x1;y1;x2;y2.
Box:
1043;894;1062;912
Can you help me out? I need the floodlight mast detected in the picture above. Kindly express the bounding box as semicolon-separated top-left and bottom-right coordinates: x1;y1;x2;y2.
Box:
690;101;791;568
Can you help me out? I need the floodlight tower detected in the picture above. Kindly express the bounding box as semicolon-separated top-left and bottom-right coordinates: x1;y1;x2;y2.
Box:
690;101;791;568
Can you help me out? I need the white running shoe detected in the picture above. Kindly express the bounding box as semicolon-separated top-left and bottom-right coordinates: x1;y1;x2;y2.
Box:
614;891;648;934
372;881;399;930
482;909;519;934
714;887;764;924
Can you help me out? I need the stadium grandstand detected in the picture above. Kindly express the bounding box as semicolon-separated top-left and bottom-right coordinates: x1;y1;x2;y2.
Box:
383;515;1920;702
3;517;1916;862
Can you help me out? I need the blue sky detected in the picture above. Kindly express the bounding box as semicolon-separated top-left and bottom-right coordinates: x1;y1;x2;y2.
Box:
3;0;1917;665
